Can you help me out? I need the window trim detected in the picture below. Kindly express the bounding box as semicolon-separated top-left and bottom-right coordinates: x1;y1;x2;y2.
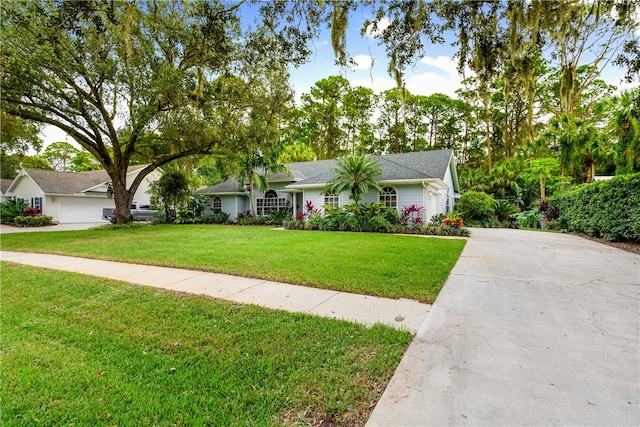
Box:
379;186;397;209
212;196;222;213
323;192;339;208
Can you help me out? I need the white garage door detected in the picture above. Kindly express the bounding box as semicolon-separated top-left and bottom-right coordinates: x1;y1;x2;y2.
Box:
58;197;114;223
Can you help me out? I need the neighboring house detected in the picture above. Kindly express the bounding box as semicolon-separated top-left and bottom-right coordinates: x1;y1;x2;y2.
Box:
197;149;460;222
5;165;161;223
1;179;14;203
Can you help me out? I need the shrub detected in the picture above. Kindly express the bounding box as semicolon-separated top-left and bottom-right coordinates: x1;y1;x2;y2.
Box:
515;208;540;229
456;191;495;221
551;173;640;242
442;213;464;228
400;204;424;226
1;199;28;224
13;215;53;227
429;213;445;226
202;211;230;224
267;208;290;226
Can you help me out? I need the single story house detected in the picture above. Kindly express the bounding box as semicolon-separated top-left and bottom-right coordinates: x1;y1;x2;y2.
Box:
5;165;161;223
197;149;460;223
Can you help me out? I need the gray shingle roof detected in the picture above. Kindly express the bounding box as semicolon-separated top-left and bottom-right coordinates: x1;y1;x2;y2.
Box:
1;179;14;194
287;149;453;186
196;180;244;194
24;164;146;194
198;149;455;193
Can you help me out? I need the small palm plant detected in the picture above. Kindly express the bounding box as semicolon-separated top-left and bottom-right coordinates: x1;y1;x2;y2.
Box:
322;155;383;204
1;199;28;224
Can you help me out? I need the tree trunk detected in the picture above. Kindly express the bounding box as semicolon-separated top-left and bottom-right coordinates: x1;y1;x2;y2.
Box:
112;176;133;224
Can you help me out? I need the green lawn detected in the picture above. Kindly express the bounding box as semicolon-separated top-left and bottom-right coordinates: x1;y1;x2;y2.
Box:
1;263;412;426
0;224;466;303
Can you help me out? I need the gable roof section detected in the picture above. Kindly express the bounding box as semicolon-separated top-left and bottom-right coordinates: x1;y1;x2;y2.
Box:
12;164;148;195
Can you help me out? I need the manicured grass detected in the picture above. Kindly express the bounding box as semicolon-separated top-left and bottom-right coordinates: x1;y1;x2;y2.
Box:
2;263;412;426
0;224;466;303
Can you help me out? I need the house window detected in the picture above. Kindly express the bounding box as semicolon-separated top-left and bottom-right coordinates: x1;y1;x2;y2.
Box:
212;196;222;213
31;197;43;212
256;190;286;216
324;192;339;208
379;187;397;209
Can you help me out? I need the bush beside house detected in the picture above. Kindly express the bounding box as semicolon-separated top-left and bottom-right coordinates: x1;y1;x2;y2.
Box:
551;173;640;242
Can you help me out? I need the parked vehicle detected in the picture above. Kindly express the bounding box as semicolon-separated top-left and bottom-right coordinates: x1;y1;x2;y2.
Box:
102;202;156;223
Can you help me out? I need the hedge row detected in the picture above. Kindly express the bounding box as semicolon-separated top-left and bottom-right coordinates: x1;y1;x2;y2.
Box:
13;215;53;227
551;173;640;242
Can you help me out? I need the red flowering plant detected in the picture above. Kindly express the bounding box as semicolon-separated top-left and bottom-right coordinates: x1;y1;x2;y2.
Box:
22;207;41;217
400;204;424;227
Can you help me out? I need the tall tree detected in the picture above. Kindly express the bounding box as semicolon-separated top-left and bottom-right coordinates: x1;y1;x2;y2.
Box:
41;142;78;171
0;0;316;223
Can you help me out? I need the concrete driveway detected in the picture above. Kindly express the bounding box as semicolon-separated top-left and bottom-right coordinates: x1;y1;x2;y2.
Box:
0;222;106;234
368;228;639;426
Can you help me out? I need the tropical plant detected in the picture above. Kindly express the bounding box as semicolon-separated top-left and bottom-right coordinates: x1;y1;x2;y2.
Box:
0;199;28;224
322;155;383;204
493;200;519;222
149;170;191;223
456;191;495;222
234;147;288;218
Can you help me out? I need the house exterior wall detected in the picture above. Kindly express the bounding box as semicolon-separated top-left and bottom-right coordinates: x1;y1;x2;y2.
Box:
442;163;456;212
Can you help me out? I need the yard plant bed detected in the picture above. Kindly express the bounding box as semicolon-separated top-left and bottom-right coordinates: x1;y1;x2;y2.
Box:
0;224;466;303
2;263;412;426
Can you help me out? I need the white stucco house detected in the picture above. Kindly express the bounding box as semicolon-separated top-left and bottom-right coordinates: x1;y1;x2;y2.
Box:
197;149;460;223
4;165;161;223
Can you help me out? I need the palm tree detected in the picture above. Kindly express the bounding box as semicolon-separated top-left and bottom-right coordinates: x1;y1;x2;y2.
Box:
609;89;640;174
322;155;383;204
234;147;288;217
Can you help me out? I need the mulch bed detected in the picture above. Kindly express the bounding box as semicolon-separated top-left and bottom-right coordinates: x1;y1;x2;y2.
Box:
577;234;640;255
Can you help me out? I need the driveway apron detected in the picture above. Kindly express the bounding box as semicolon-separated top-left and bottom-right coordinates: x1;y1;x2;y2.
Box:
367;228;639;426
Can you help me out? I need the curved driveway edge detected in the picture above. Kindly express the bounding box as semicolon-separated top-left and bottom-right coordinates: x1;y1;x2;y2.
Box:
367;228;640;426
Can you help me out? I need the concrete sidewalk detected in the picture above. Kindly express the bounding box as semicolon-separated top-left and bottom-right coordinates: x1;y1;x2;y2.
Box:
367;228;640;426
0;251;430;333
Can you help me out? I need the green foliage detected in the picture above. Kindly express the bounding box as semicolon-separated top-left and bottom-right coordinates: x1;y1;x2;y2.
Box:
284;202;470;237
323;155;383;203
201;211;231;224
456;191;496;221
552;173;640;242
515;208;540;229
175;195;209;224
1;199;28;224
12;215;53;227
493;200;520;227
149;170;191;223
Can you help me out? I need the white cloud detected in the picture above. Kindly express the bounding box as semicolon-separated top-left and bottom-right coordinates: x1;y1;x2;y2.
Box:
420;56;460;78
350;54;374;71
348;75;397;93
365;17;391;38
347;55;474;98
